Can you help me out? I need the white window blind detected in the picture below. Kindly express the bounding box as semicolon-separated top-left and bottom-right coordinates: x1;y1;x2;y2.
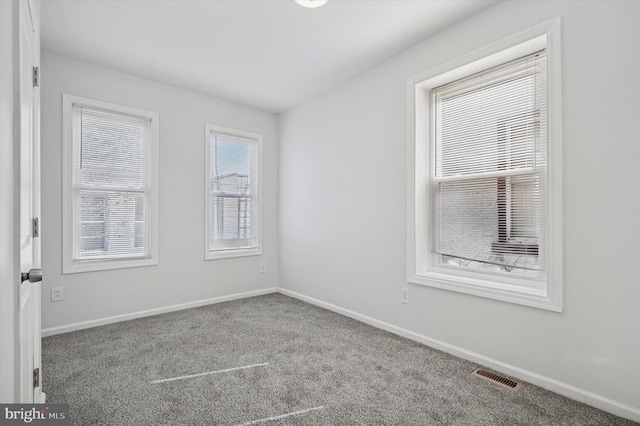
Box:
209;131;258;252
430;51;547;277
71;104;153;262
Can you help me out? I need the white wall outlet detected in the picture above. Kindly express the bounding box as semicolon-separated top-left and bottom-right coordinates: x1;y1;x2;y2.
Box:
400;288;410;305
51;286;64;302
260;262;266;273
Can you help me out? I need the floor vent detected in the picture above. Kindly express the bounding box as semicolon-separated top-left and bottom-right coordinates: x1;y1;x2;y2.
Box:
472;368;522;391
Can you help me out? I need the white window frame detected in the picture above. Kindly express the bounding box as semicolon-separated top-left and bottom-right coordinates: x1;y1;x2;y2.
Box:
204;124;263;260
62;94;159;274
406;18;563;311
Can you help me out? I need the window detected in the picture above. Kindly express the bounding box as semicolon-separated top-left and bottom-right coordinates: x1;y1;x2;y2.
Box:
63;95;159;273
407;20;562;311
432;52;545;276
205;124;262;260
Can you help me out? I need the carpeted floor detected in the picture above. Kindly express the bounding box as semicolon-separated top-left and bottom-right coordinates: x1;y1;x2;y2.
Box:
42;294;637;425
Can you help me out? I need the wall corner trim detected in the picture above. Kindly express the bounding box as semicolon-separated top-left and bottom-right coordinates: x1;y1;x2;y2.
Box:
277;287;640;423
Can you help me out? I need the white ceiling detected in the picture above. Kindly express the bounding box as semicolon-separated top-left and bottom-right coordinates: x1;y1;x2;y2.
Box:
41;0;495;113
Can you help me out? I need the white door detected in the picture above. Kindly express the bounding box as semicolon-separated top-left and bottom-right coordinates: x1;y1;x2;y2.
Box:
18;0;43;404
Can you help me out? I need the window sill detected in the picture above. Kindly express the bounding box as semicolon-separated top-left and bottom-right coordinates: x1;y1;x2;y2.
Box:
408;270;561;312
63;257;158;274
205;247;262;261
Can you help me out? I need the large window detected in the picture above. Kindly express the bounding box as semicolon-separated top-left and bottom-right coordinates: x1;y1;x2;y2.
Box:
432;52;546;276
407;20;562;311
205;124;262;260
63;95;158;273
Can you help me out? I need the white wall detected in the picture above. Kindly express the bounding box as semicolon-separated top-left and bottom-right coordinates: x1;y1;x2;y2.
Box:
41;52;279;331
279;0;640;420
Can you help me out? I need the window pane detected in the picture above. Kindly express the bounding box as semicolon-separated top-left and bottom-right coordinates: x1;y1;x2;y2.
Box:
71;103;153;262
435;73;544;178
433;177;539;275
211;138;251;194
75;108;149;188
431;52;546;277
209;131;258;253
75;190;149;260
210;196;254;241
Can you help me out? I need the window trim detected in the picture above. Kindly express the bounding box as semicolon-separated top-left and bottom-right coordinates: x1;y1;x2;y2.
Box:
62;94;159;274
406;18;563;311
204;123;263;260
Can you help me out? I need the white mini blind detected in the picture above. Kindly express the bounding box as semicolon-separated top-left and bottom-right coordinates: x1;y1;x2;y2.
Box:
209;131;258;252
430;51;547;276
72;104;152;262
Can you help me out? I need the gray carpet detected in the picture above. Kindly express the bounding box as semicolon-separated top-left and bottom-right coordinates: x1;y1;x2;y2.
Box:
42;294;636;425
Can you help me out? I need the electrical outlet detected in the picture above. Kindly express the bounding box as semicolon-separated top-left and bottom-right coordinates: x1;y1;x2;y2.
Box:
51;286;64;302
400;288;410;305
260;262;266;273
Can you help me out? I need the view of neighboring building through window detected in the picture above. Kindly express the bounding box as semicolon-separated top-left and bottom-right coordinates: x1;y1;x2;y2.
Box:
63;95;158;273
206;125;262;259
212;172;252;242
431;52;546;277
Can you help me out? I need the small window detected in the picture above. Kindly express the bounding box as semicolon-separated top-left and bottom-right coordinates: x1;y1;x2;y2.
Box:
63;95;159;273
407;20;562;311
205;124;262;260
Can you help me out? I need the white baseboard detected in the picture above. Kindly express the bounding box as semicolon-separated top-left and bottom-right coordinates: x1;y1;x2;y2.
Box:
41;287;278;337
277;288;640;423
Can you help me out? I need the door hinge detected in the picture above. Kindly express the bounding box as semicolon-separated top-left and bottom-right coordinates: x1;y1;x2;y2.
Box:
32;217;39;238
33;368;39;388
32;66;39;87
